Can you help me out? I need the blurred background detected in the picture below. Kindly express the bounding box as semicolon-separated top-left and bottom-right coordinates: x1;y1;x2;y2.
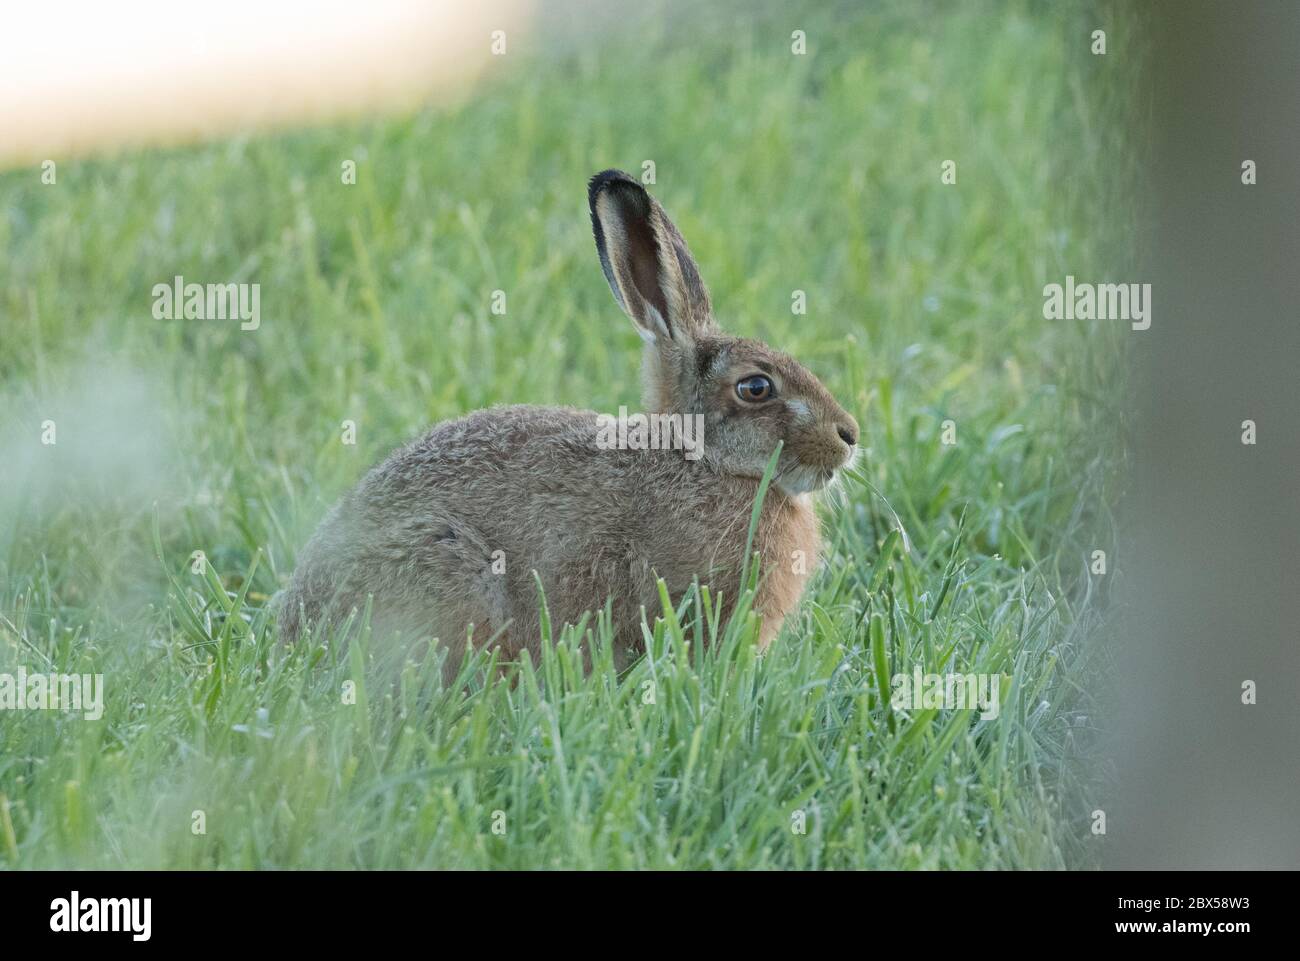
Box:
0;0;1293;869
1106;0;1300;869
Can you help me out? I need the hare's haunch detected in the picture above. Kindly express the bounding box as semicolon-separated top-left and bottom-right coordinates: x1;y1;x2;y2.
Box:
277;170;859;675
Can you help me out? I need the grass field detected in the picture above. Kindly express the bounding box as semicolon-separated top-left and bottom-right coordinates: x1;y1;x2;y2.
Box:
0;0;1134;868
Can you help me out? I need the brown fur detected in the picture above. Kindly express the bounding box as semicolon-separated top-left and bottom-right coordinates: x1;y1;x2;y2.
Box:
276;170;857;678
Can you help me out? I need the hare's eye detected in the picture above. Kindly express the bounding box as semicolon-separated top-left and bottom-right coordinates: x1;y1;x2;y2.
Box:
736;375;774;402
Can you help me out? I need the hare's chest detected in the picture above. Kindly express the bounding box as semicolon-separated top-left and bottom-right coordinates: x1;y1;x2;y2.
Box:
751;497;821;648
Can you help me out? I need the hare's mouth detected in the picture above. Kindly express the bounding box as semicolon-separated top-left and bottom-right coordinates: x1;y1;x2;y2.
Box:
776;443;858;496
775;461;837;496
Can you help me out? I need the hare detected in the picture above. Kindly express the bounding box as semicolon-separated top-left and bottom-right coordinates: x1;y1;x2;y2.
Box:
276;170;859;677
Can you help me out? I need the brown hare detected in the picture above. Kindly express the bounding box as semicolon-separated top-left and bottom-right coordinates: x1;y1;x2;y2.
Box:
276;170;859;677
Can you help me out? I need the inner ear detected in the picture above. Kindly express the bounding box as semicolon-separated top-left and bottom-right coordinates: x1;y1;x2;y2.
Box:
623;212;671;328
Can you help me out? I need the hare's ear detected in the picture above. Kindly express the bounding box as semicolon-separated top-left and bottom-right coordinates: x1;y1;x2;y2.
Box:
588;170;712;345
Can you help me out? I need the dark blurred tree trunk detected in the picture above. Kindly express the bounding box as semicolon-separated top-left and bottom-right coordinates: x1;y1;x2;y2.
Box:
1108;1;1300;868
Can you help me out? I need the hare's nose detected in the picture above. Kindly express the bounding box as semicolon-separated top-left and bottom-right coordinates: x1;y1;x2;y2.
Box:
837;423;858;446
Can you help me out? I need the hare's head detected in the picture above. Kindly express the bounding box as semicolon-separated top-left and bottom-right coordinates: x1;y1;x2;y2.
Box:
589;169;858;496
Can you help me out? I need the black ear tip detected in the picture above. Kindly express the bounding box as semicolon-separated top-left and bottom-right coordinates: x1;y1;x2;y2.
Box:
589;168;638;192
588;169;646;213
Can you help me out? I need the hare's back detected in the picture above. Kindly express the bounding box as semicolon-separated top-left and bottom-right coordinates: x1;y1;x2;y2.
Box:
359;404;725;533
369;404;603;495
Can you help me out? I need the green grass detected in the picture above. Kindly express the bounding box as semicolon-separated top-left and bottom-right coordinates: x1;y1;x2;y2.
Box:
0;0;1134;868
